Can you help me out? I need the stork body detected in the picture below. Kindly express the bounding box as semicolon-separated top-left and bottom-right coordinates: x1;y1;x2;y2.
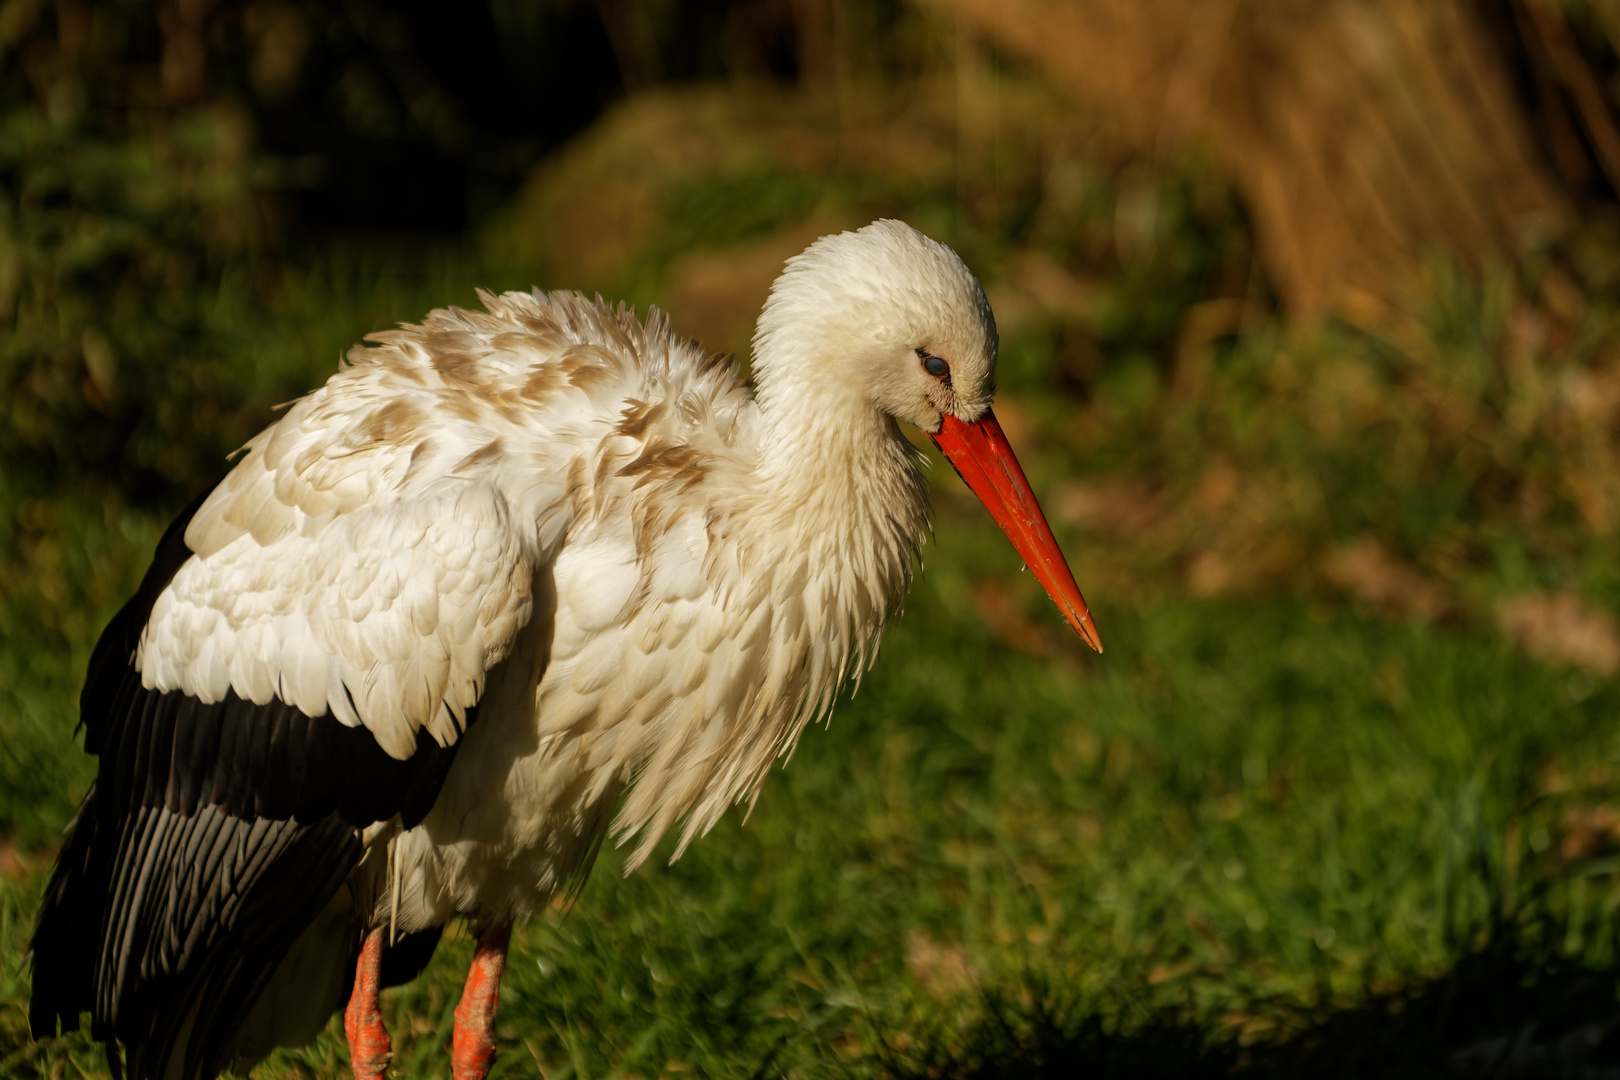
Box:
29;221;1098;1079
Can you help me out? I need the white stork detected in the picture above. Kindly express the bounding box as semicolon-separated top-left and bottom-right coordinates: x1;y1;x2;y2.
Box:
29;219;1100;1079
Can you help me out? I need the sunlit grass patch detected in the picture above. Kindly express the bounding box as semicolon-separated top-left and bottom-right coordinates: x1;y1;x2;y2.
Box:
14;574;1619;1077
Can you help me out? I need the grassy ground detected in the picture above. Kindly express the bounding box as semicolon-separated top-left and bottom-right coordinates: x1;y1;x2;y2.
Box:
7;84;1620;1079
7;468;1620;1077
9;524;1620;1075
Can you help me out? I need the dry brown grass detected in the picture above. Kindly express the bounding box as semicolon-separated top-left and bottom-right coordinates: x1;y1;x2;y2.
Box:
921;0;1588;324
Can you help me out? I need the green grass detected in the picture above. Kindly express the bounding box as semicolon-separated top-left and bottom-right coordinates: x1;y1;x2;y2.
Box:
7;496;1620;1076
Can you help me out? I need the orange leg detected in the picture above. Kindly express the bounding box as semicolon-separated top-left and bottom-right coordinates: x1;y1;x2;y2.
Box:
451;924;512;1080
344;927;392;1080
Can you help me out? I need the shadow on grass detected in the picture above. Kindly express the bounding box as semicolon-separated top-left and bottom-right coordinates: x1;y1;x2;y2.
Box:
884;925;1620;1079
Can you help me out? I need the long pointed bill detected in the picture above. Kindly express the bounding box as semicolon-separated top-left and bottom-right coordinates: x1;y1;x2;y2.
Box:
929;409;1102;653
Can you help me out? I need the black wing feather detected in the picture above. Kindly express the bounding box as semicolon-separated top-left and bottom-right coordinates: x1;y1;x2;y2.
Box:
30;487;477;1079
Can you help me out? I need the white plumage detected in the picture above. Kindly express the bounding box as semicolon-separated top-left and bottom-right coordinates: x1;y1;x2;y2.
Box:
30;219;1098;1080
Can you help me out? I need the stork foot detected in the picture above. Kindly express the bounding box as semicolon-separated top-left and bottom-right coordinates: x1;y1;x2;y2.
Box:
345;927;392;1080
451;924;512;1080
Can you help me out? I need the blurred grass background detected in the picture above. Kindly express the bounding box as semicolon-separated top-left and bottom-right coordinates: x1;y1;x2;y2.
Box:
11;0;1620;1075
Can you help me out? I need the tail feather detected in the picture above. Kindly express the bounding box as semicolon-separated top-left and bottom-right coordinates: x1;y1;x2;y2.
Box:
30;788;107;1037
32;794;363;1080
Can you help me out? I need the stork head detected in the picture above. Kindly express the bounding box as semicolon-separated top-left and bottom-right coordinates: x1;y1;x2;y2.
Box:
753;219;1102;652
754;219;999;434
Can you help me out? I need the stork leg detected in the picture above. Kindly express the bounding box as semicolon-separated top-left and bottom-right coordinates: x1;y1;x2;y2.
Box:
451;924;512;1080
345;927;392;1079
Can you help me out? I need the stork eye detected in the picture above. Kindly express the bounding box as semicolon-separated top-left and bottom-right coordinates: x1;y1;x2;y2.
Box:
918;351;950;378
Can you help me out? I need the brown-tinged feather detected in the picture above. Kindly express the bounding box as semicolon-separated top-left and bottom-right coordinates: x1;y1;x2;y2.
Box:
436;390;482;423
362;329;416;350
487;332;536;353
565;456;591;519
453;439;504;474
356;400;425;448
699;351;733;376
430;348;483;386
510;308;567;345
559;344;617;391
382;353;428;385
293;441;325;477
618;443;708;490
614;400;666;440
598;313;637;359
593;444;621;494
521;365;563;404
401;439;437;487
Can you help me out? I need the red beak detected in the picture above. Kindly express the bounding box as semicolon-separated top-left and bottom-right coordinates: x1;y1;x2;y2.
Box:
929;409;1102;653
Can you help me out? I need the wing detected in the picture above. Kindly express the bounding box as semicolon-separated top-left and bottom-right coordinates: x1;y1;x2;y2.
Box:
30;390;541;1078
145;391;536;760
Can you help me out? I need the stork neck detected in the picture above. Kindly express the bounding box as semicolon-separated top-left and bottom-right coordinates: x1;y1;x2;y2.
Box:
741;369;924;628
754;360;912;503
